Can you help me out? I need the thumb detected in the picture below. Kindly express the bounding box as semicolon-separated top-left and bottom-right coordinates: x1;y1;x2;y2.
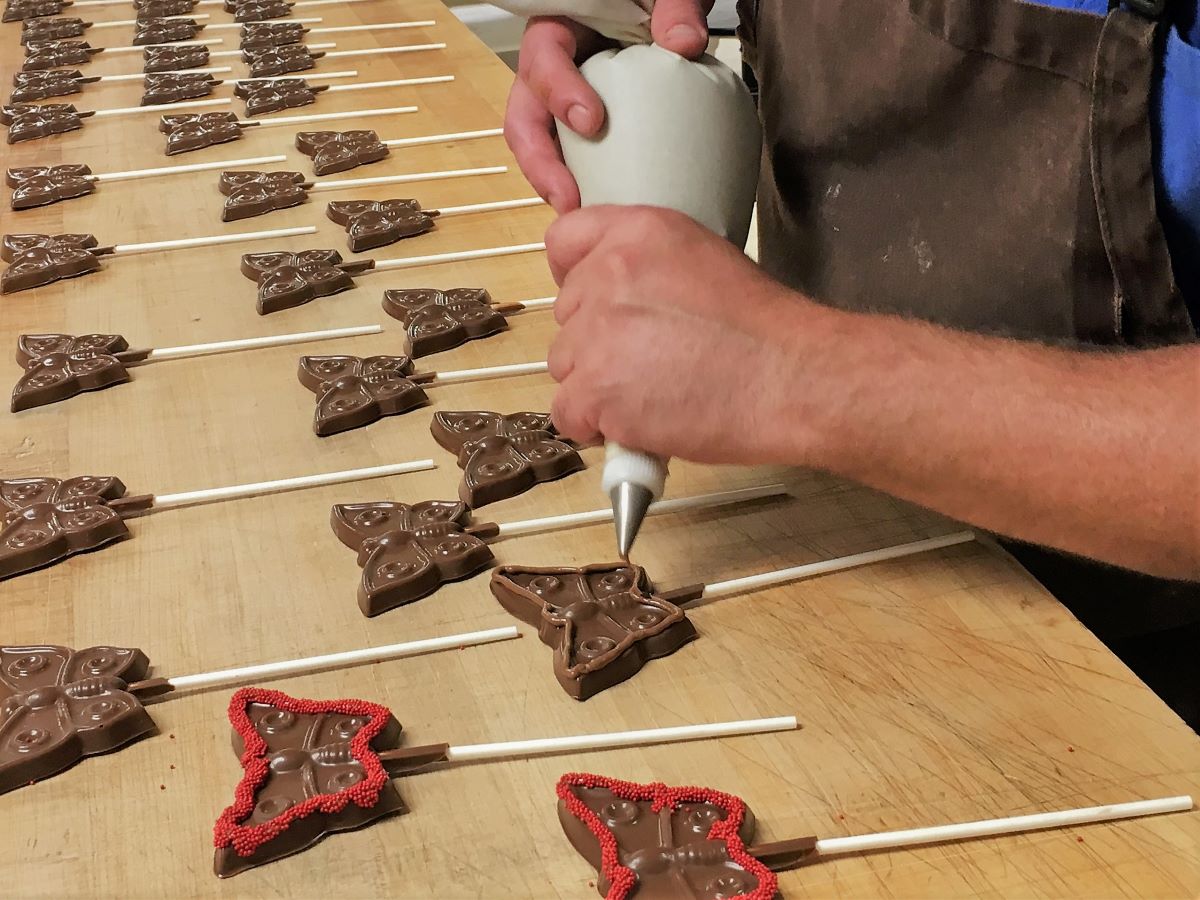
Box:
650;0;711;59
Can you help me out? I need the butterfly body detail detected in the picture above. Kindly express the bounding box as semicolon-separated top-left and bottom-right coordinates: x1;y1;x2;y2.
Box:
330;499;495;615
326;198;437;252
3;102;83;143
240;248;372;314
383;287;508;357
236;78;322;116
0;233;103;294
11;333;148;411
297;354;429;436
160;110;241;154
0;643;155;796
7;163;95;210
295;129;390;176
244;44;319;78
218;170;310;222
141;72;219;106
144;43;209;72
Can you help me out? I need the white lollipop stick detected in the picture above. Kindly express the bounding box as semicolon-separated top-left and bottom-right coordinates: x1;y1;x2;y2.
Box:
435;197;544;218
251;105;416;127
493;484;789;539
104;39;219;54
508;296;556;311
382;127;503;149
322;74;453;94
310;20;434;35
139;324;381;363
373;242;546;272
158;626;519;693
110;224;316;256
234;69;357;84
445;716;798;763
307;165;506;193
92;15;210;27
150;459;436;512
323;42;445;60
207;17;323;29
697;532;977;603
425;360;547;386
98;66;231;82
815;796;1195;858
91;153;286;183
92;96;230;117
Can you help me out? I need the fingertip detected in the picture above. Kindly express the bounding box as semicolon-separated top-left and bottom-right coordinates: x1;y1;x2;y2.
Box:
661;24;709;58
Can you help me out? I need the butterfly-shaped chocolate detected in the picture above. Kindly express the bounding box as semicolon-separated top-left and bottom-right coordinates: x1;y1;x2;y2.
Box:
0;643;156;796
237;78;326;117
143;43;209;73
330;499;496;615
383;288;508;357
2;0;70;23
218;169;310;222
160;110;245;154
20;16;89;43
141;71;220;106
1;233;104;294
295;130;389;176
557;773;817;899
23;40;102;71
227;0;292;20
326;199;438;253
7;164;94;210
213;688;448;877
11;333;149;411
239;248;374;315
135;0;196;13
131;17;202;45
240;21;307;50
2;231;98;263
491;563;700;700
3;103;89;143
9;69;92;102
297;355;429;436
0;476;152;579
244;44;321;78
432;411;584;508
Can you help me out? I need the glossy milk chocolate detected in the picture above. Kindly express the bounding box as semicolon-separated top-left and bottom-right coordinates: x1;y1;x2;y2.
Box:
491;563;700;700
141;71;220;105
297;355;429;436
330;499;495;615
382;288;508;357
143;43;209;72
136;0;195;15
7;164;94;210
3;102;89;143
325;199;438;253
22;39;102;71
240;21;307;49
1;232;104;293
228;0;292;21
131;17;201;45
3;0;71;22
20;16;89;43
10;69;91;102
0;644;155;796
218;169;310;221
244;44;321;78
239;248;374;314
160;110;245;154
295;129;389;176
236;78;325;117
11;333;150;411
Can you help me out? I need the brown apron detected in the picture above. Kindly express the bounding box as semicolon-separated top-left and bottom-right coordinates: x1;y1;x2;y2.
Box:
736;0;1198;642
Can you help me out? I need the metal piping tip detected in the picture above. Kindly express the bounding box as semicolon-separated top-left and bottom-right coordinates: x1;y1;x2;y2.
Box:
612;481;654;560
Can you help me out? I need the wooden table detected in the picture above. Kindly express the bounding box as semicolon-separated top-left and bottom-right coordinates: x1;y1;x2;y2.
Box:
2;2;1198;897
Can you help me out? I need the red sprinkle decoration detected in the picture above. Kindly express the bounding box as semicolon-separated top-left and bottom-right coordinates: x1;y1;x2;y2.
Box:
212;687;395;859
556;772;778;900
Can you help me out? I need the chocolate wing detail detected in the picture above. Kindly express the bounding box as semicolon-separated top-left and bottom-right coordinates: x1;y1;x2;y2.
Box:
15;332;124;364
0;643;153;797
8;164;95;210
383;288;507;357
3;0;70;22
19;17;88;42
329;499;472;550
219;171;309;222
9;70;86;102
359;523;494;616
245;45;318;78
556;774;799;900
131;17;201;45
144;44;210;73
231;0;294;23
11;348;131;411
298;355;428;436
457;431;584;508
22;40;101;71
490;563;697;700
1;233;98;262
213;688;408;878
240;22;308;50
241;81;319;117
295;130;389;176
325;199;436;253
5;103;84;143
1;242;102;294
249;250;368;314
135;0;196;16
162;112;242;154
142;72;219;106
429;410;555;453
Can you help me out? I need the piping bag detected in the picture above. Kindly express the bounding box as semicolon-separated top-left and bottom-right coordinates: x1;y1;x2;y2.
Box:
494;0;762;555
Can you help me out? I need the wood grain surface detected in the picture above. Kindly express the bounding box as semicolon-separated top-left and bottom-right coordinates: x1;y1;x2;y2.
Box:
1;2;1198;897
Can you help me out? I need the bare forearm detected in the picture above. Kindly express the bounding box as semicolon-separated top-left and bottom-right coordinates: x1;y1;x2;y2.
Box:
782;304;1200;579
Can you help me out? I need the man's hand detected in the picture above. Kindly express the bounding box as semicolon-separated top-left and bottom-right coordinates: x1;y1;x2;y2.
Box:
546;205;821;464
505;1;712;213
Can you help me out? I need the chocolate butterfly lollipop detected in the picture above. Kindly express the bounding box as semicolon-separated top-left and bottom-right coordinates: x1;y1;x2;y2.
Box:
132;16;202;45
557;773;817;900
325;199;438;252
160;111;251;154
218;169;311;221
19;16;89;43
235;77;326;116
382;288;509;357
297;355;430;436
3;102;91;143
491;563;701;701
2;0;69;23
0;232;105;293
0;644;157;794
7;164;94;210
240;21;307;49
0;476;152;579
143;43;209;73
228;0;293;22
10;333;149;412
329;499;495;616
23;40;102;71
239;249;374;314
245;44;323;78
142;71;221;105
10;69;96;102
295;129;389;176
135;0;196;13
